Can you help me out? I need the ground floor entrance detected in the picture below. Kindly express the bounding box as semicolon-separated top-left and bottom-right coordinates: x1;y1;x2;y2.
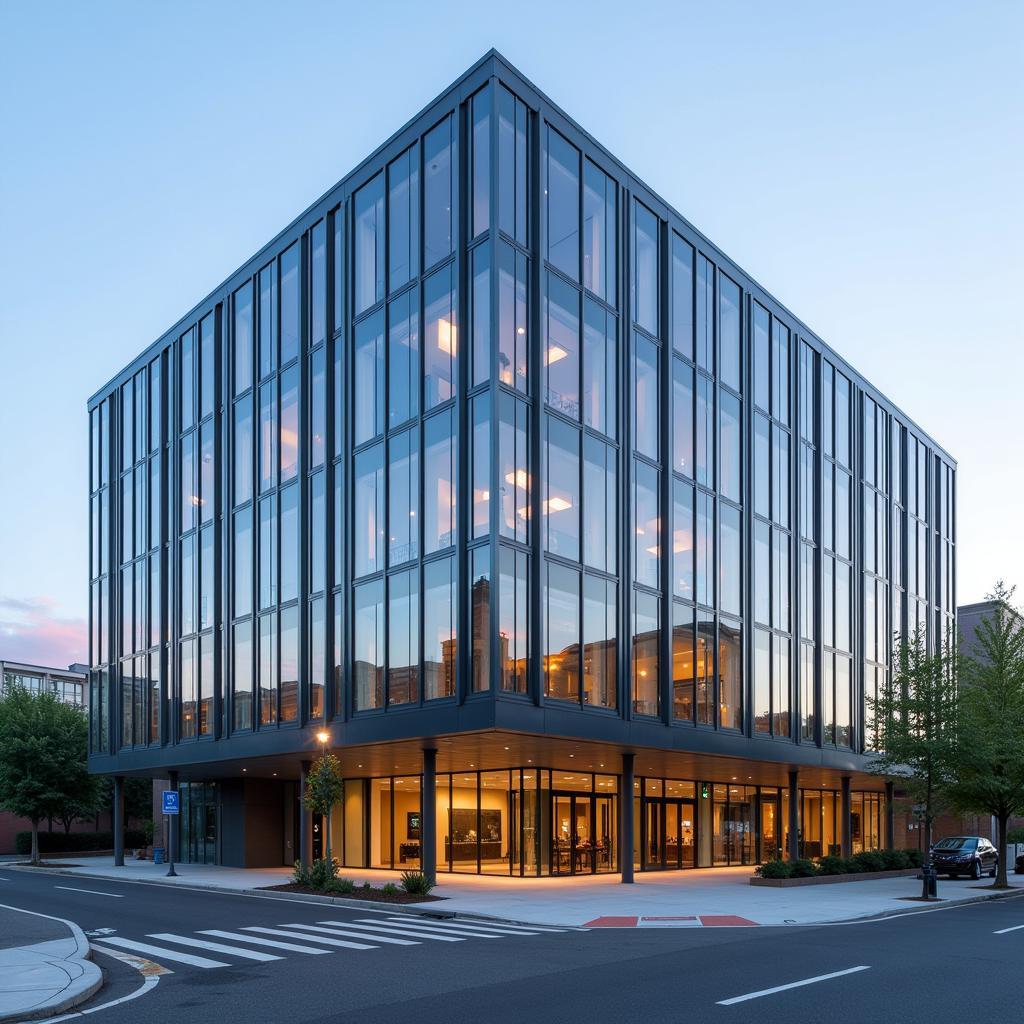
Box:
170;755;889;874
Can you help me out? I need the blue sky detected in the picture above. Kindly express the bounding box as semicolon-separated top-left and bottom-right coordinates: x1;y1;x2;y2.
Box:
1;1;1021;666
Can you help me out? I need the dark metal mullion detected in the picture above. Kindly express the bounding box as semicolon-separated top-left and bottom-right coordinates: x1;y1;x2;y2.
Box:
527;109;543;707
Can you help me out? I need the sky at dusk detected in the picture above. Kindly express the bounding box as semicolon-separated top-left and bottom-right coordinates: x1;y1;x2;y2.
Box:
1;1;1021;668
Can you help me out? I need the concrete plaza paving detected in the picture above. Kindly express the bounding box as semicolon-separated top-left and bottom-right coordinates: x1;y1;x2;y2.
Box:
9;856;1015;928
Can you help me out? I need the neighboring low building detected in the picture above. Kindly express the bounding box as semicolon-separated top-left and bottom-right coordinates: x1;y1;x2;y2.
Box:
0;659;107;854
86;51;956;876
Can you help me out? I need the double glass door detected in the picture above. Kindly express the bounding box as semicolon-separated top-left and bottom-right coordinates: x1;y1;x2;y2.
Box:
551;793;615;875
643;798;696;870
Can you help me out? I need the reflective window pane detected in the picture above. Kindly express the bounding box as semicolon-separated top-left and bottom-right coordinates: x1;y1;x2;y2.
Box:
280;245;299;366
672;234;694;359
720;503;741;617
424;409;456;553
583;159;615;303
632;591;659;716
583;299;616;438
673;358;693;477
673;478;694;600
388;145;419;291
471;244;491;387
583;436;616;574
633;201;658;336
234;282;253;397
388;428;419;566
424;116;453;269
388;291;419;429
498;243;528;393
546;128;580;280
499;394;529;543
583;576;616;709
354;310;385;445
354;580;384;710
633;333;659;460
545;272;580;419
633;460;659;590
471;84;490;237
354;445;384;577
719;391;741;503
718;275;741;392
499;547;528;693
355;174;385;314
388;569;419;705
498;86;528;244
543;416;579;560
424;265;456;409
544;562;580;701
424;556;456;700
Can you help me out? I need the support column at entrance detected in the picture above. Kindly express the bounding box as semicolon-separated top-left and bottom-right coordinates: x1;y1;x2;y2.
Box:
299;760;312;869
620;753;635;883
884;780;895;850
421;748;437;886
112;775;125;867
841;776;852;858
168;770;179;863
787;770;799;861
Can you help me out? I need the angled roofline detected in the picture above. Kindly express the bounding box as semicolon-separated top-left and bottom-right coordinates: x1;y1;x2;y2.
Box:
86;48;955;465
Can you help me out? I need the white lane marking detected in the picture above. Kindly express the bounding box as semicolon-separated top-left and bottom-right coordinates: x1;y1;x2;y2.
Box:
147;933;282;961
97;936;228;968
356;916;501;939
241;925;376;950
278;923;419;946
717;966;871;1006
199;929;332;954
318;919;464;942
994;923;1024;934
55;886;125;898
44;970;160;1021
383;917;543;936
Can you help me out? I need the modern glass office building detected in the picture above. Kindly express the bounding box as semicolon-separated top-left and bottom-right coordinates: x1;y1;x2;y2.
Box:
87;51;956;876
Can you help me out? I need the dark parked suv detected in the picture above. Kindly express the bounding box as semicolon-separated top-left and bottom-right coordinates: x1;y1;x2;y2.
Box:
931;836;998;879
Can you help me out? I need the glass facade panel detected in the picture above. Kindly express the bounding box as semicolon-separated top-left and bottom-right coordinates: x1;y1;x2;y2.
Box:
547;128;580;280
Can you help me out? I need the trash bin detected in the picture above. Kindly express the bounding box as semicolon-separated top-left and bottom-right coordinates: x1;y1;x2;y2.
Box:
922;863;938;897
153;847;165;865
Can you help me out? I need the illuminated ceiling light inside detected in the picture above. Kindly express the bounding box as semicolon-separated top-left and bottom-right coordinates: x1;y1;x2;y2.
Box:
543;496;572;513
544;344;568;366
190;495;203;506
516;326;526;335
474;488;490;502
437;318;457;355
505;469;529;488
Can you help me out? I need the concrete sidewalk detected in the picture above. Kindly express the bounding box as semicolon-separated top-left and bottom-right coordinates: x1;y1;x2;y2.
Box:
10;856;1022;928
0;904;102;1023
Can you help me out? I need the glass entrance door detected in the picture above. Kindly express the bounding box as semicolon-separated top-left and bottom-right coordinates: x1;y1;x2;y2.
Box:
643;798;697;870
759;794;780;862
551;793;594;875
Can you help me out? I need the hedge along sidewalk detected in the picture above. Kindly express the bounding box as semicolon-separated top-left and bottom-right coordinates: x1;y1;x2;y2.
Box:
752;868;920;888
0;904;103;1024
13;829;149;855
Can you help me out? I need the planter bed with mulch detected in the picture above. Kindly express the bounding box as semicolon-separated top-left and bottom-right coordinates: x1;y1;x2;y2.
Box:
262;882;445;903
751;868;920;887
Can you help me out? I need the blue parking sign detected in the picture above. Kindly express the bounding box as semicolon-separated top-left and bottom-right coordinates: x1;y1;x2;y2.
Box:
162;790;180;815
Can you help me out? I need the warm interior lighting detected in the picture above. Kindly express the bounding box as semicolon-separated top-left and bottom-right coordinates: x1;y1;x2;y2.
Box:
437;318;457;355
190;494;203;506
544;344;568;366
505;469;529;488
316;730;330;744
516;326;526;335
543;496;572;513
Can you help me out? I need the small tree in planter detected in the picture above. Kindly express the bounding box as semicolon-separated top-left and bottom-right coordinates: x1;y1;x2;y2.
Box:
304;752;343;872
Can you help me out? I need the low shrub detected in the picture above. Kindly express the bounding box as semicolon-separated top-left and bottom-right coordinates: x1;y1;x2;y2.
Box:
879;848;911;870
905;848;924;868
292;857;339;890
381;882;399;896
852;850;887;873
1007;827;1024;844
400;870;435;896
817;855;852;876
328;877;355;894
792;858;818;878
756;859;794;879
15;830;147;855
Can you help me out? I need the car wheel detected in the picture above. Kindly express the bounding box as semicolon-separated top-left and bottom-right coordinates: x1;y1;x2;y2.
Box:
971;860;982;880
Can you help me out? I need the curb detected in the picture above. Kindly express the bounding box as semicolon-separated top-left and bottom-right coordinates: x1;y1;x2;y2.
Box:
0;904;103;1024
3;864;582;930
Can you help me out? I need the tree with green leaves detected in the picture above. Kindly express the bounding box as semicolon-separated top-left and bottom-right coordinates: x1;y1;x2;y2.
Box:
0;687;94;865
948;583;1024;888
304;752;343;868
868;627;959;878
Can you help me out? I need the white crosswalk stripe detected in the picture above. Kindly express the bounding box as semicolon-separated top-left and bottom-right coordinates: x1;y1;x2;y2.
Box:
382;917;545;936
97;936;228;968
317;919;464;942
241;925;377;950
199;929;332;954
147;933;282;962
277;923;419;946
358;917;503;939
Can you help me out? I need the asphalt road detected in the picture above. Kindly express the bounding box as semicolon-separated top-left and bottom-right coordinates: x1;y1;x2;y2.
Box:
2;866;1022;1024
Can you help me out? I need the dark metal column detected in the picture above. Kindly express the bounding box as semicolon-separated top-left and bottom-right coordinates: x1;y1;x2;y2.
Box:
112;775;125;867
620;753;635;883
841;776;852;858
422;748;437;886
299;760;312;869
787;770;799;861
168;770;179;863
884;780;895;850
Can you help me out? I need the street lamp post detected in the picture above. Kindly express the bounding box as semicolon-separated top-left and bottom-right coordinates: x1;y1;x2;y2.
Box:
316;731;331;867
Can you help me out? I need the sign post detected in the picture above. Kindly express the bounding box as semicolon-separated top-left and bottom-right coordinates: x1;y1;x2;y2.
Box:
161;790;179;877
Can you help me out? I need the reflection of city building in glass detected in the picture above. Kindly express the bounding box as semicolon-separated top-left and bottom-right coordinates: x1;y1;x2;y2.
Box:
1;660;88;707
87;51;955;874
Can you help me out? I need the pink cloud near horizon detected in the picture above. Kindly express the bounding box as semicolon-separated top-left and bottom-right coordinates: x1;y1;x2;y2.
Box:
0;596;88;669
